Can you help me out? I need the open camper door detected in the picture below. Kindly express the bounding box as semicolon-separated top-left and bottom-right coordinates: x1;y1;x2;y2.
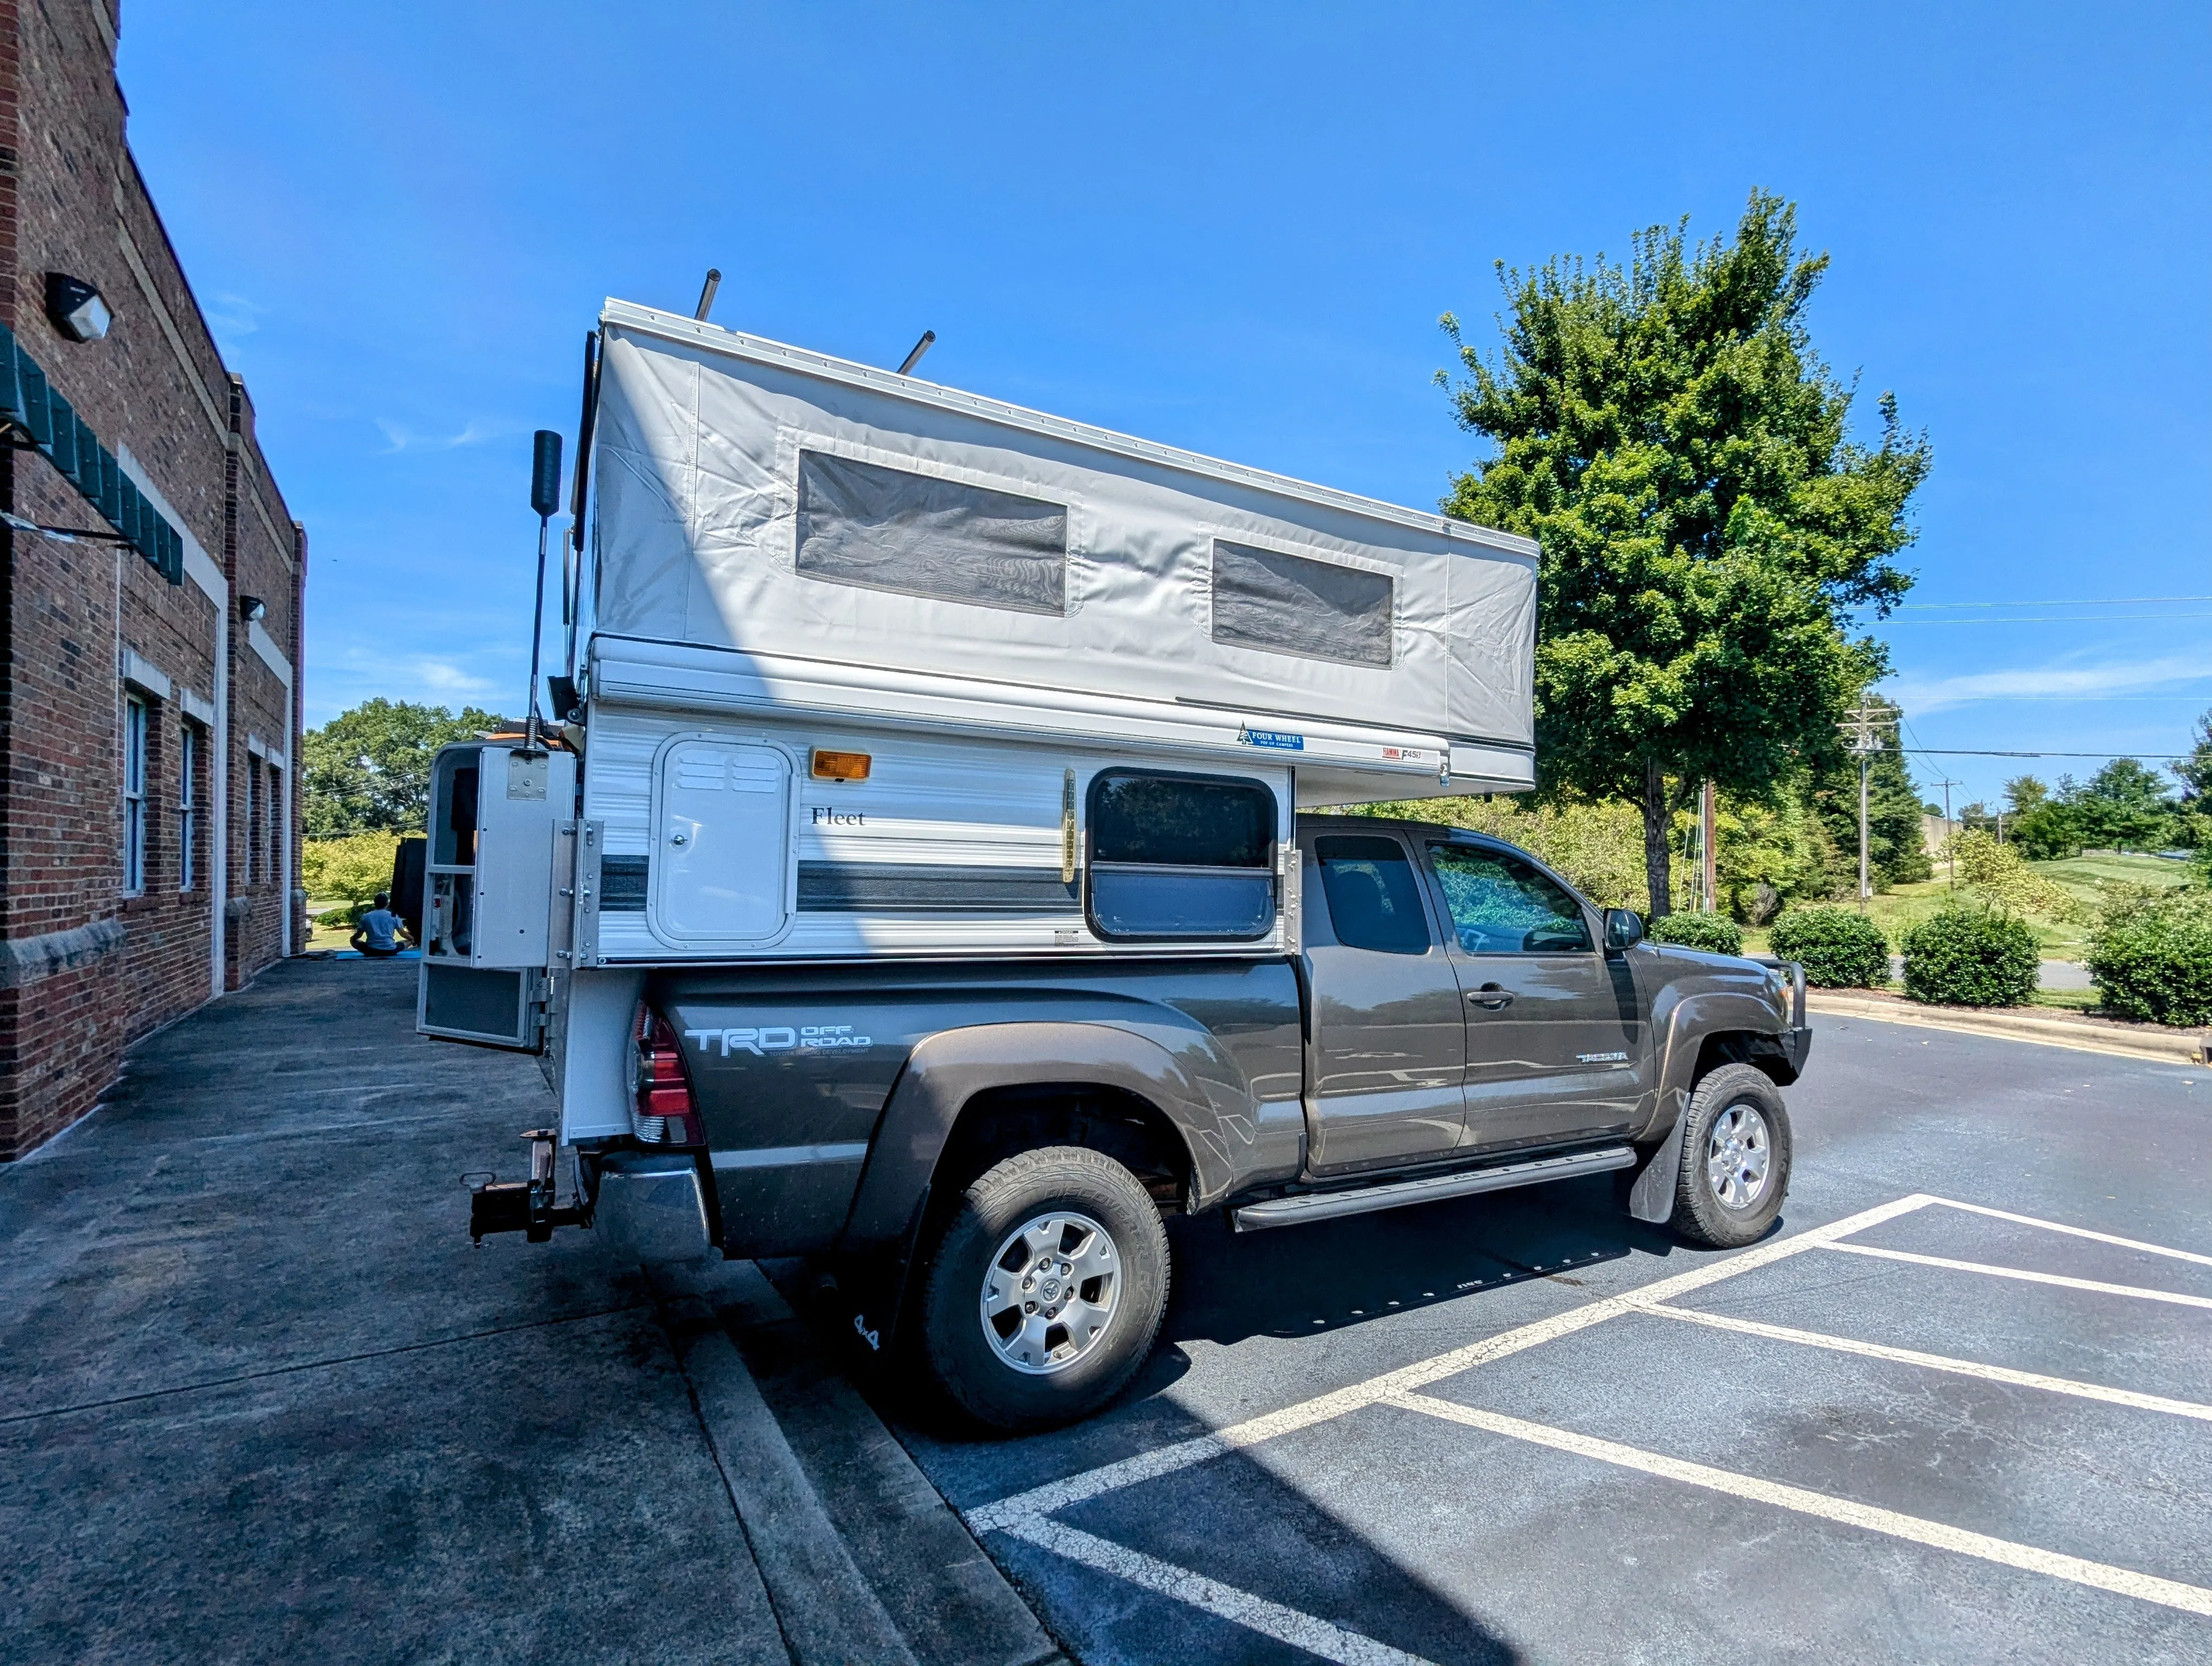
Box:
417;741;578;1050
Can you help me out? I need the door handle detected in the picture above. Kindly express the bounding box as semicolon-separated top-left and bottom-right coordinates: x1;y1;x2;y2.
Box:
669;830;690;847
1467;984;1513;1010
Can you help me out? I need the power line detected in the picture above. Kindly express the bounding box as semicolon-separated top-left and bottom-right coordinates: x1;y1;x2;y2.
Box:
1900;747;2192;760
1887;595;2212;610
1872;613;2212;626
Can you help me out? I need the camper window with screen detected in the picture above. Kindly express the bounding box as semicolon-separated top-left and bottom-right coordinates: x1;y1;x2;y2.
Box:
1085;770;1275;941
1210;540;1394;668
795;450;1068;616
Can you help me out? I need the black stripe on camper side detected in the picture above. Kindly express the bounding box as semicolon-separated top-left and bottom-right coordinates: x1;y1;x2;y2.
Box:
797;862;1079;914
599;855;649;911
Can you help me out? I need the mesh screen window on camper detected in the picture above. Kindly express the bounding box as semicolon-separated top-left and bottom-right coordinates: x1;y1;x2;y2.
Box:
1086;770;1275;941
1210;540;1394;668
795;451;1068;616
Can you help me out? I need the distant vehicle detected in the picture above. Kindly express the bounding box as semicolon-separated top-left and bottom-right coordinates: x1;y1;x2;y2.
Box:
425;304;1809;1428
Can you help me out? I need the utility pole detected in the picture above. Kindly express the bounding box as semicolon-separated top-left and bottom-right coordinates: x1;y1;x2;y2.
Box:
1701;780;1718;914
1840;706;1900;912
1933;776;1962;889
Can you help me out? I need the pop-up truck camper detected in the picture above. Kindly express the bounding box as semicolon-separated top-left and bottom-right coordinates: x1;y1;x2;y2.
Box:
428;300;1808;1428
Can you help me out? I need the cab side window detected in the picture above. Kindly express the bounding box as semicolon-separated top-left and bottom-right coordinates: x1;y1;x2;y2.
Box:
1427;845;1592;953
1314;835;1432;954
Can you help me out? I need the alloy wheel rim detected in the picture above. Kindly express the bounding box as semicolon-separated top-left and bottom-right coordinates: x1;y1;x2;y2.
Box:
1705;1102;1771;1210
980;1210;1121;1375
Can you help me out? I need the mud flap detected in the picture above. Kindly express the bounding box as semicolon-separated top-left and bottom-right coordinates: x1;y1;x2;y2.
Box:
1625;1114;1686;1225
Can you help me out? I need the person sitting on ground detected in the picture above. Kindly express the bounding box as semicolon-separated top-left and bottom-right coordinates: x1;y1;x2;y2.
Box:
350;893;409;958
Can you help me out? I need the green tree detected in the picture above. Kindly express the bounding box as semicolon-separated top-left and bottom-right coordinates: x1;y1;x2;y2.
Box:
2003;776;2049;815
2171;710;2212;803
2066;758;2175;852
303;699;501;837
1439;191;1930;915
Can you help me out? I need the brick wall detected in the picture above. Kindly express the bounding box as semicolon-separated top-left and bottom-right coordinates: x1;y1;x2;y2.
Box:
0;0;305;1158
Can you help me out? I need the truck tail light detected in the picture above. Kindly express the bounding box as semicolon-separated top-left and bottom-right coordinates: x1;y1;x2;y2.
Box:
633;1004;704;1149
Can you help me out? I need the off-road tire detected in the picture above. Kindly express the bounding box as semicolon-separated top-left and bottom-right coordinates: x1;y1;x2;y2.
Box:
1671;1063;1792;1248
920;1145;1169;1432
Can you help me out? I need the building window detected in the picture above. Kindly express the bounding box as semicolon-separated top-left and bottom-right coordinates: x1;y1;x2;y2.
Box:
179;723;200;892
245;759;260;886
1084;768;1276;941
266;765;284;887
123;695;149;896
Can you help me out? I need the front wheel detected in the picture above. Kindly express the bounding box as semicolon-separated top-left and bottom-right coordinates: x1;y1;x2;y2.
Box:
919;1145;1169;1431
1671;1063;1792;1248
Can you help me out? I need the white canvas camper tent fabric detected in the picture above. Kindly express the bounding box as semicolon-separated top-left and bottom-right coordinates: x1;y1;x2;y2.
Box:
588;302;1536;770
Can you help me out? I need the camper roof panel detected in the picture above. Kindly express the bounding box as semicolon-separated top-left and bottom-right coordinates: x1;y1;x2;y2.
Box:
589;301;1537;771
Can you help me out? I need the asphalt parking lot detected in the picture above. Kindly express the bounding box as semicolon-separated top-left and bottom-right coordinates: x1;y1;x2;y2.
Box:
895;1015;2212;1664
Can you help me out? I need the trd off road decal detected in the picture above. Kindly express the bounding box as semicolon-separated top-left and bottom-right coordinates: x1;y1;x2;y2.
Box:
684;1022;873;1056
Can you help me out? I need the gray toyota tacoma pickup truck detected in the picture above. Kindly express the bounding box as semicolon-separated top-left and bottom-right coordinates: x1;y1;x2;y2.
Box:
585;813;1810;1431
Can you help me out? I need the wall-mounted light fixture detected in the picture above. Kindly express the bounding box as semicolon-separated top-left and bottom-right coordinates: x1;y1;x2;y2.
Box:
239;595;267;623
44;274;112;343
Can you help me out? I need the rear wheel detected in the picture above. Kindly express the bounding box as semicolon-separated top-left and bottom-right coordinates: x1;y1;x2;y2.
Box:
919;1145;1169;1431
1671;1063;1792;1248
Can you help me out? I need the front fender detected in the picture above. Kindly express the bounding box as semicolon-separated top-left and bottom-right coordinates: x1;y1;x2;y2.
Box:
1638;964;1797;1147
839;1017;1255;1251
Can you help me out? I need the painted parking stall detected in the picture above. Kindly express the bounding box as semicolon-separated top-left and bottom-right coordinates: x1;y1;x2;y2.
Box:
953;1189;2212;1662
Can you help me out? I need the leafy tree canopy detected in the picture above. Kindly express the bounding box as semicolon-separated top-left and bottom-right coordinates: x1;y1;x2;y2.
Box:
1439;191;1930;914
303;699;502;838
2170;709;2212;803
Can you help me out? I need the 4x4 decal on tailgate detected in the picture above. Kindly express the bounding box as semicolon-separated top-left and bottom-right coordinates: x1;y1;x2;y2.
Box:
683;1023;874;1057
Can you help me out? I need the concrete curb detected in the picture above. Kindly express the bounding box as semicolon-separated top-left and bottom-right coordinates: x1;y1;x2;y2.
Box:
653;1277;921;1666
1808;991;2211;1066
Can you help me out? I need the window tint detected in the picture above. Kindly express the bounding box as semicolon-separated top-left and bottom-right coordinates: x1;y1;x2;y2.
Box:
795;451;1067;616
1315;835;1430;954
1086;770;1275;941
1427;844;1592;954
1211;541;1394;668
1089;772;1272;868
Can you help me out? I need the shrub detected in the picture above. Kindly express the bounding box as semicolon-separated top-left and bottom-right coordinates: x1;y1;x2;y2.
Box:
1899;906;2039;1007
2086;889;2212;1027
1768;907;1889;988
1645;912;1745;956
301;832;402;919
1940;829;2081;920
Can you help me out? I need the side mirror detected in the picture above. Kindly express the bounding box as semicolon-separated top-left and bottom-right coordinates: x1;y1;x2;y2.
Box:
1604;909;1644;951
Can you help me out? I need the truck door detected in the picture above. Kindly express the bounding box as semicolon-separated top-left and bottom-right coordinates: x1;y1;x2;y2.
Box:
1300;832;1467;1173
1424;840;1644;1152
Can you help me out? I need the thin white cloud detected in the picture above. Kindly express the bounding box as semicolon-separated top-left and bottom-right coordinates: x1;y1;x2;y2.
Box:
207;291;266;342
374;417;497;453
1882;655;2209;715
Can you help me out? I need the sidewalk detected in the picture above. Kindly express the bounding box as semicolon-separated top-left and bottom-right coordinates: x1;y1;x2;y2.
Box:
0;959;1063;1666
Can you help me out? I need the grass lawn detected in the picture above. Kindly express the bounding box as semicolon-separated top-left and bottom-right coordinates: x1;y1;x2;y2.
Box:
1739;850;2195;963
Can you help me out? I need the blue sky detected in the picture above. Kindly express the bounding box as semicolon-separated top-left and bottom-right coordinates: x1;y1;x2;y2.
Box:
119;1;2209;810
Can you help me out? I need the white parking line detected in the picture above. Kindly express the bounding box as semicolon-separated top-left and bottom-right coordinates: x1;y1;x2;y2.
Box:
1388;1392;2212;1619
967;1192;1939;1533
1000;1515;1440;1666
1823;1241;2212;1309
1629;1301;2212;1422
1924;1195;2212;1267
968;1189;2212;1655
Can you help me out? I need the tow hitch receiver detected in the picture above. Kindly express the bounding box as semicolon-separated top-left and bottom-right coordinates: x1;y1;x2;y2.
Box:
469;1127;593;1244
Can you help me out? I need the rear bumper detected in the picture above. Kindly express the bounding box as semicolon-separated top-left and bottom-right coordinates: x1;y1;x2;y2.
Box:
593;1152;715;1263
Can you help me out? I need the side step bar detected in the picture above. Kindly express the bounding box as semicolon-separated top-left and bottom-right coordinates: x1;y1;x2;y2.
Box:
1229;1145;1637;1233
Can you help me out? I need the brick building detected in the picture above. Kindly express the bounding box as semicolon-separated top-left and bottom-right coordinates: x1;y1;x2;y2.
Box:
0;0;304;1159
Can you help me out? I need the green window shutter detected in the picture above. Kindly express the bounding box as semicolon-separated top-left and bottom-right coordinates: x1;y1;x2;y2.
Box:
95;443;122;524
44;390;80;480
15;349;50;450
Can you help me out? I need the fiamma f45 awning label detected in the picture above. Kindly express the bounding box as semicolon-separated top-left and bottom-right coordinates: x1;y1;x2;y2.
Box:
684;1022;873;1056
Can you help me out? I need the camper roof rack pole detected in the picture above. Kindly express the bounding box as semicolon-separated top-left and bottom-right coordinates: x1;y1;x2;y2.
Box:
896;329;936;376
694;268;722;323
524;429;564;754
564;331;601;682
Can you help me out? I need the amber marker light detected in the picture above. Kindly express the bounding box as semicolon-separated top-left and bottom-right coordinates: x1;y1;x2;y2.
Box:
812;749;872;781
